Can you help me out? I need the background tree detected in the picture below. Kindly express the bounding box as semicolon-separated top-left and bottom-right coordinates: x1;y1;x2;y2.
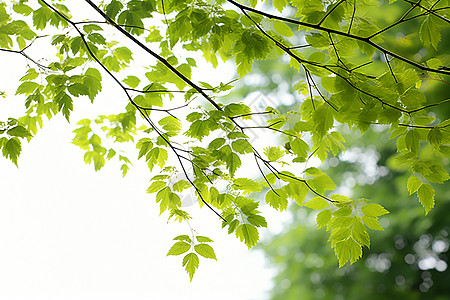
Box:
262;128;450;299
254;2;450;297
0;0;448;280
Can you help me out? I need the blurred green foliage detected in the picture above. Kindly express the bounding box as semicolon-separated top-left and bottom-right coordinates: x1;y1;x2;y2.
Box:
245;1;450;298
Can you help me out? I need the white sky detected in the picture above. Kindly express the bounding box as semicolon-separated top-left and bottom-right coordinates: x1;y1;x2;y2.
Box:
0;2;292;299
0;57;279;300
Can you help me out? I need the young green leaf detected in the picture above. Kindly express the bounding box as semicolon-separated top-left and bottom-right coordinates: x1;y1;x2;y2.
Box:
361;203;389;217
417;184;435;215
235;224;259;249
231;139;253;154
1;137;21;166
182;253;199;281
362;216;384;231
174;235;192;243
304;197;329;210
147;181;166;194
167;241;191;256
334;238;362;267
316;209;332;229
196;236;213;243
194;244;217;260
407;175;423;195
265;189;288;211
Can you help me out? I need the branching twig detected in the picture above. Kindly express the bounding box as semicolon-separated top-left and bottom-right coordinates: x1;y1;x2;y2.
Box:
226;0;450;76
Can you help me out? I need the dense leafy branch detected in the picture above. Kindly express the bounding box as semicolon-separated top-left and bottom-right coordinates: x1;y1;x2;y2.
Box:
0;0;448;280
226;0;450;75
80;0;338;212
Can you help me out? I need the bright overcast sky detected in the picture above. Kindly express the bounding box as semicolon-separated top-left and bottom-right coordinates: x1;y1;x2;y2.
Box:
0;1;293;299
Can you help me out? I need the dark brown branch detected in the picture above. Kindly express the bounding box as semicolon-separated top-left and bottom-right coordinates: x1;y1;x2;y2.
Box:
317;0;347;26
0;35;51;70
288;44;311;50
254;153;279;196
230;111;275;119
368;0;424;38
408;2;450;24
348;0;356;34
41;0;226;221
226;0;450;76
384;53;398;83
84;0;224;111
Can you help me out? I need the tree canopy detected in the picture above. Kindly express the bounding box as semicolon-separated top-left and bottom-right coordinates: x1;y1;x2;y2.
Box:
0;0;449;280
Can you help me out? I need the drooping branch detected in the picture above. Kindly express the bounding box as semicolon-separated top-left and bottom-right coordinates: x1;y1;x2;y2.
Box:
0;35;51;70
40;0;227;221
237;4;446;116
83;0;224;111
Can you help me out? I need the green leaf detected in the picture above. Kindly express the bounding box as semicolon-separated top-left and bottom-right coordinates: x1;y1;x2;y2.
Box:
235;224;259;249
7;125;32;138
106;149;116;160
13;3;34;16
264;146;285;161
334;238;362;267
417;184;435;215
137;138;153;159
233;178;262;194
306;173;336;194
283;181;309;205
147;180;166;194
105;0;123;19
123;75;140;88
174;235;192;243
167;241;191;256
291;138;310;161
273;21;293;37
120;163;129;176
247;214;268;228
83;24;103;33
113;46;131;61
427;128;443;148
33;6;52;30
16;81;40;96
352;217;370;247
1;137;21;166
227;152;241;177
328;216;353;228
304;197;329;210
265;189;288;211
173;179;190;192
196;236;213;243
224;103;251;117
231;139;253;154
405;129;420;153
226;219;239;234
273;0;289;12
208;138;225;150
419;15;441;50
194;244;217;260
228;132;249;139
313;105;334;137
407;175;423;195
182;253;199;281
306;32;330;49
333;207;352;217
362;216;384;231
185;119;212;141
146;147;168;171
361;203;389;217
159;116;182;135
316;209;332;229
84;68;102;101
